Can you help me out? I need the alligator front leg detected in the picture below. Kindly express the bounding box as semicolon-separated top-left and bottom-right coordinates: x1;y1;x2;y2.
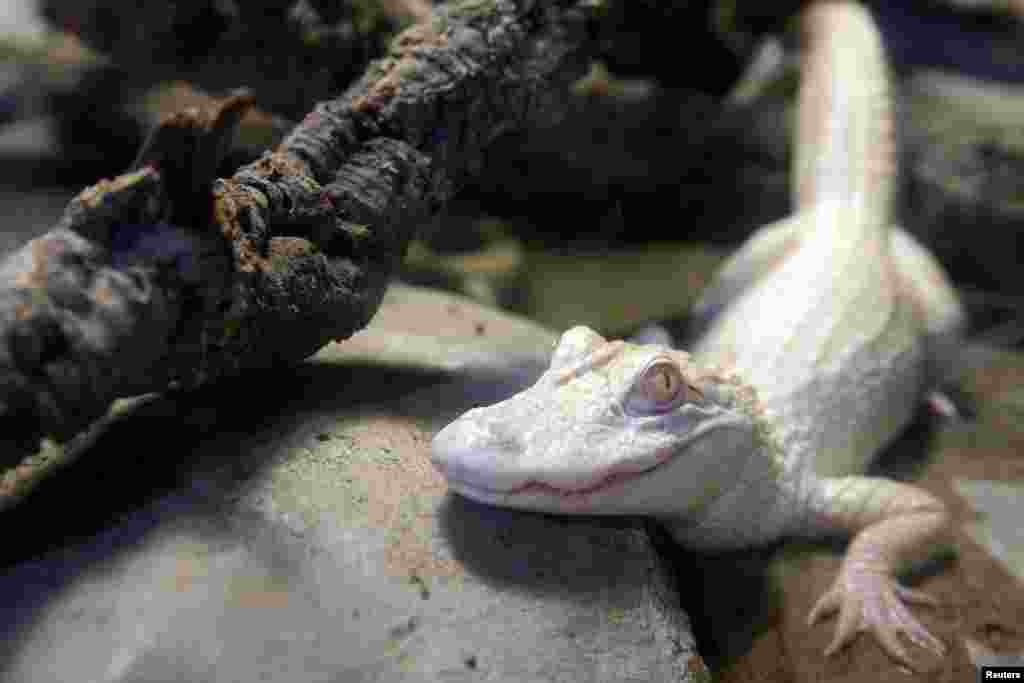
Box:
799;476;949;668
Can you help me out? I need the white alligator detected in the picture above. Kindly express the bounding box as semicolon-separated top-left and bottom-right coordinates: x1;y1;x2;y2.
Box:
432;0;965;669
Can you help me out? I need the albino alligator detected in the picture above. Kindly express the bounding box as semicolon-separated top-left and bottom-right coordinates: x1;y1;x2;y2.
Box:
431;0;965;669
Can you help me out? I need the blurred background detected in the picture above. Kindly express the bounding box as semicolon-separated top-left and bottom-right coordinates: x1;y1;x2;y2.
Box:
2;0;1023;339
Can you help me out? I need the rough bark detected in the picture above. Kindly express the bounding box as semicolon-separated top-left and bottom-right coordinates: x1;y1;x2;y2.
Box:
0;0;596;467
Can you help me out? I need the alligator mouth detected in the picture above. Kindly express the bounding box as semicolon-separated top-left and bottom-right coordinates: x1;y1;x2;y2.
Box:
438;444;682;500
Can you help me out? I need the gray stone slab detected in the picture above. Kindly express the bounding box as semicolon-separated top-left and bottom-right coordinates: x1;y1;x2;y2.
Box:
953;478;1024;584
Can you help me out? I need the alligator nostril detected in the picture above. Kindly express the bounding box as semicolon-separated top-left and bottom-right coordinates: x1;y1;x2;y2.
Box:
484;420;520;451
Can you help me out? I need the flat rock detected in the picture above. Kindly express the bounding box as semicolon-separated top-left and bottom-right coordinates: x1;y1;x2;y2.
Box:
0;284;704;683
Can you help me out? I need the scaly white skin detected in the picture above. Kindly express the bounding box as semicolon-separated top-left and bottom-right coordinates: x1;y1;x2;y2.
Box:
432;1;963;670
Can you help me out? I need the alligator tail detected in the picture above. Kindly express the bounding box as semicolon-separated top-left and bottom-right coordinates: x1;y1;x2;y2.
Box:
791;1;895;231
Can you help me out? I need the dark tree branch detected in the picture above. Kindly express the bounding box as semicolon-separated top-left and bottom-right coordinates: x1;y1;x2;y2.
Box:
0;0;597;468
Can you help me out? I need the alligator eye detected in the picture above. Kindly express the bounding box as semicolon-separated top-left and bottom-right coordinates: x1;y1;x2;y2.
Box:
625;360;688;414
